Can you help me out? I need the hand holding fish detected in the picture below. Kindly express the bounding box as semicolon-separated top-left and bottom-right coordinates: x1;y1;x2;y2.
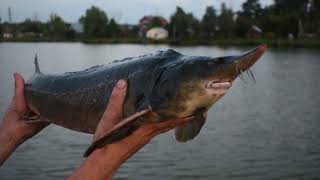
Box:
69;80;195;180
0;75;195;179
0;73;49;166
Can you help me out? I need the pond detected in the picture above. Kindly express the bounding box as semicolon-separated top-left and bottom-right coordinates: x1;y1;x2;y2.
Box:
0;43;320;180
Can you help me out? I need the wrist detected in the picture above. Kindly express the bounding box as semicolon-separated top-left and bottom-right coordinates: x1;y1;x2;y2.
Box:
0;115;26;146
0;124;21;166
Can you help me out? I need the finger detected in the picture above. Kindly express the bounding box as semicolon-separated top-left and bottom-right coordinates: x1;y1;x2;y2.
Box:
14;73;25;97
102;80;127;123
93;109;151;143
93;80;128;142
12;73;27;114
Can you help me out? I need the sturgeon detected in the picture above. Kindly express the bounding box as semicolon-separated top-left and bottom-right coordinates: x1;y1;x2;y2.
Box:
25;44;267;156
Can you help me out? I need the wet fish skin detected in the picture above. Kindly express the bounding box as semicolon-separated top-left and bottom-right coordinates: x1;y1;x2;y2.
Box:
25;50;180;133
25;45;267;145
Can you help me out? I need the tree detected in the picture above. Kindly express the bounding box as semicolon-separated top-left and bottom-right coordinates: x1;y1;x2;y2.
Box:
187;13;200;37
170;7;188;39
274;0;309;14
169;6;199;39
0;17;2;35
201;6;217;37
307;0;320;35
218;3;236;38
235;0;262;37
80;6;108;37
48;14;70;38
241;0;262;19
107;18;120;37
20;18;44;33
235;15;251;37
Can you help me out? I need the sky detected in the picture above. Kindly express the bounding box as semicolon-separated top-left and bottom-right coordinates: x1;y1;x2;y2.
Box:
0;0;273;24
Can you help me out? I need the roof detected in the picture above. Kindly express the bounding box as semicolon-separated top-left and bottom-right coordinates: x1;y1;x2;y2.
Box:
251;25;263;33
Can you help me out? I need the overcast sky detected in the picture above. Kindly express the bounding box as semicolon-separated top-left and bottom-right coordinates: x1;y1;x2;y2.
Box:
0;0;273;24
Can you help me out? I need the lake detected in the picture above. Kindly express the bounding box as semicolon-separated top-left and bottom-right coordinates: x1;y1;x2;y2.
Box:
0;43;320;180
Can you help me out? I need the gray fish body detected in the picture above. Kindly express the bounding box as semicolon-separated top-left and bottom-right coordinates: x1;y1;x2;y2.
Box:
26;50;181;133
25;45;267;144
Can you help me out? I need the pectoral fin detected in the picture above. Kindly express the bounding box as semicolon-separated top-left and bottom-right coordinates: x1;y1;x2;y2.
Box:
174;109;207;142
83;109;150;157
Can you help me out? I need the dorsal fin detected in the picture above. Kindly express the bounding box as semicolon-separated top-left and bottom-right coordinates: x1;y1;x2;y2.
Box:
34;53;41;73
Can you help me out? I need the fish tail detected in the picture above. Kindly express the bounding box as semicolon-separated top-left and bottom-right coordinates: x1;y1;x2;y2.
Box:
34;53;41;73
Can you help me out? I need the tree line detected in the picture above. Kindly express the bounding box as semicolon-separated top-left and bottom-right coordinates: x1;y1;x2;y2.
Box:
169;0;320;39
1;0;319;40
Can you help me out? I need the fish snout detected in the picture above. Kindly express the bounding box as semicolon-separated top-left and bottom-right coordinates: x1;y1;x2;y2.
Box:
234;44;267;73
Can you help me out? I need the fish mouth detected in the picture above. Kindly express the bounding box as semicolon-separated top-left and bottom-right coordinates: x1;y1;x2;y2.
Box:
205;80;232;90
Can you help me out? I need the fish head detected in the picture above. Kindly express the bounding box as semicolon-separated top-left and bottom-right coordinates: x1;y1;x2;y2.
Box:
150;44;267;119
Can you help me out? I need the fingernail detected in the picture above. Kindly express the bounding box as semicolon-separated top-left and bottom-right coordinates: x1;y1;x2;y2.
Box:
116;80;126;89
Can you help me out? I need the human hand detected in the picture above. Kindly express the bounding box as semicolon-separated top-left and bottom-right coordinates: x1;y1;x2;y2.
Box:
0;73;49;166
69;80;195;179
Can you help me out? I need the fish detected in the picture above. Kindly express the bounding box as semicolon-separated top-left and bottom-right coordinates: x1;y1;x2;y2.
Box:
24;44;267;156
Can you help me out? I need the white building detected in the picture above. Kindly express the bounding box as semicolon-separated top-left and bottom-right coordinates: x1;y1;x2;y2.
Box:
146;27;168;40
3;32;13;39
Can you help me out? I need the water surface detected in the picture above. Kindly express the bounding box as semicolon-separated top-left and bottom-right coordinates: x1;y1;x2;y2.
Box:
0;43;319;180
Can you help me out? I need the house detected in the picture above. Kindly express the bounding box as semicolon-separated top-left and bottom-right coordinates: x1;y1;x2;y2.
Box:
146;27;168;40
139;16;168;37
3;32;13;39
247;25;263;38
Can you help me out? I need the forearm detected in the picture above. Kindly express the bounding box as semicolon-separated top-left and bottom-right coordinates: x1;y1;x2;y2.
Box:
0;118;23;166
0;132;20;166
69;129;154;180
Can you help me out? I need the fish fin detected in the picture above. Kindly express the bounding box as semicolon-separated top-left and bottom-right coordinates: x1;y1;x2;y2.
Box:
34;53;41;73
174;109;206;142
174;118;205;142
83;109;150;157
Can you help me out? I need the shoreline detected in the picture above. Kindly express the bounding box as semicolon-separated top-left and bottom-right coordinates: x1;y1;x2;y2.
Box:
1;38;320;49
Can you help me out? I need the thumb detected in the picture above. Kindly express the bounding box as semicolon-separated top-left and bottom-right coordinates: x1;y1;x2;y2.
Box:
12;73;27;114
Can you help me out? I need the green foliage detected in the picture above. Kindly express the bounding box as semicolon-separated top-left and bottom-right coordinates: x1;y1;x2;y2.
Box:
235;16;251;37
241;0;262;19
48;14;73;39
80;6;108;37
2;0;320;43
108;18;120;37
274;0;308;14
170;6;200;39
20;18;44;33
235;0;262;37
218;3;236;38
201;6;217;37
0;17;2;35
